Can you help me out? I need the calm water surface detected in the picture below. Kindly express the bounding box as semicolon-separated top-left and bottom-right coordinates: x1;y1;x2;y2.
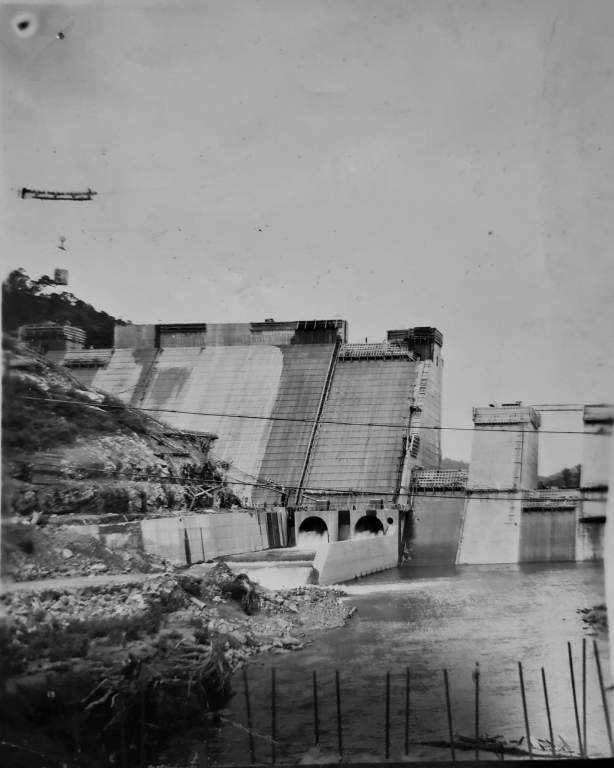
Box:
214;562;610;763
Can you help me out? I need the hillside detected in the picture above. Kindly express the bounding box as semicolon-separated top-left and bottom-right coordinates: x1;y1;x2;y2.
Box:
2;268;128;348
2;335;241;517
537;464;581;489
2;335;243;579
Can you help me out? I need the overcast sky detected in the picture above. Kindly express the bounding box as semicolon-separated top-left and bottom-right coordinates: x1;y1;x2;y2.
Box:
2;0;613;471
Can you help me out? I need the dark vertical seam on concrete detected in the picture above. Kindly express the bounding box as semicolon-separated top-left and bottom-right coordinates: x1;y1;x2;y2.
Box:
296;340;341;506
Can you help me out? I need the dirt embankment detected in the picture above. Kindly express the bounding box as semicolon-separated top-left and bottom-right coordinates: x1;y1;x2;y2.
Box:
2;520;168;581
0;563;354;768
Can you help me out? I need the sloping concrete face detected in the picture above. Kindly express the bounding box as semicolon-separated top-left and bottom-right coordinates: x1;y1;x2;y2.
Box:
303;358;418;495
138;345;283;497
62;321;343;504
252;344;337;506
52;320;445;510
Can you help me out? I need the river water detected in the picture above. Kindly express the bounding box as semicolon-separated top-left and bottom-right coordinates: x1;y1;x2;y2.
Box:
213;562;610;763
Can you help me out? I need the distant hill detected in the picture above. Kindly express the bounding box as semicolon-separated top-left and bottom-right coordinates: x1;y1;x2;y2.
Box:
440;457;469;471
2;268;128;348
538;464;581;489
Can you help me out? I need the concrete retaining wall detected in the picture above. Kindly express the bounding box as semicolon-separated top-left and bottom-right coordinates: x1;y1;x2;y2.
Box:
183;511;268;561
456;493;521;564
133;510;286;564
410;494;465;565
313;534;398;585
141;517;185;563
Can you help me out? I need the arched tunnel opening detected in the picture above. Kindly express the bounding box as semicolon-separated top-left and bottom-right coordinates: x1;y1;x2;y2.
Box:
297;516;329;549
354;515;385;538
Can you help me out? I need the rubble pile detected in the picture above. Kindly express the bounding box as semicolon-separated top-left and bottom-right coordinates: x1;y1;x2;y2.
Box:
577;603;608;633
0;565;355;767
2;520;167;581
1;566;354;677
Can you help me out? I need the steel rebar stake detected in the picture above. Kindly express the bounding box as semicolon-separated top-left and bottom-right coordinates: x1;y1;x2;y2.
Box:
541;667;555;757
243;668;256;763
385;671;390;759
473;662;480;761
271;668;277;764
567;641;584;756
443;668;456;762
582;637;587;756
404;667;410;756
517;661;533;759
335;670;343;757
312;670;320;746
593;640;614;756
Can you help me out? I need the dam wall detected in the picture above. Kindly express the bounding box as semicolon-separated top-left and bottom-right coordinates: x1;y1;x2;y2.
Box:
136;509;287;564
51;320;443;511
456;493;522;564
409;493;465;565
313;533;398;585
302;357;417;497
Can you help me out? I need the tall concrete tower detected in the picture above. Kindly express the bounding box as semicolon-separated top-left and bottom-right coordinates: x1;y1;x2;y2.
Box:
581;404;613;491
458;403;541;565
577;404;612;560
467;403;540;490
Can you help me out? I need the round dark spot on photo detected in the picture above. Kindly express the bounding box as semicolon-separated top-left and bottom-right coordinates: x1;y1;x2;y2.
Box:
57;31;65;40
13;13;38;38
387;517;394;525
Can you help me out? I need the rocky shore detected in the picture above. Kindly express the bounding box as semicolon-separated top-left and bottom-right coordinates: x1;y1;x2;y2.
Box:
0;562;354;767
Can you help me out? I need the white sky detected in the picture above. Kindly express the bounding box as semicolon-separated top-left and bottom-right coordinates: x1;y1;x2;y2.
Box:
2;0;613;472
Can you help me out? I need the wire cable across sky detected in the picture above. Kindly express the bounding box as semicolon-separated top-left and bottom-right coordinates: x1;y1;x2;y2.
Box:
20;396;609;436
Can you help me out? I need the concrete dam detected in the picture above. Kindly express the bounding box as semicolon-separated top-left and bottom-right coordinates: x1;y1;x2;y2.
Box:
47;320;443;508
43;320;443;583
39;320;610;578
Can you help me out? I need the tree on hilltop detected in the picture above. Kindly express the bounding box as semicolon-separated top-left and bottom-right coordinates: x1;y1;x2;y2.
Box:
2;268;129;348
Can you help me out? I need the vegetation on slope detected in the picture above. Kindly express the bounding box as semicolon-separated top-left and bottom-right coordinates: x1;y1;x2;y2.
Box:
2;337;241;519
2;354;149;455
2;268;128;348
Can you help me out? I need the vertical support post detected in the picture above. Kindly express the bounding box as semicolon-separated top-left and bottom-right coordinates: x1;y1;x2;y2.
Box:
541;667;555;757
200;528;206;561
593;640;614;756
443;668;455;762
517;661;533;759
312;671;320;746
385;671;390;759
243;668;256;764
474;662;480;761
404;667;410;756
271;668;277;764
582;637;587;756
567;641;584;756
335;670;343;757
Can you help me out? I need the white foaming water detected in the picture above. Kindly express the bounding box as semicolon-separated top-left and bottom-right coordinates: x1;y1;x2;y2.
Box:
296;531;328;549
352;530;384;540
340;581;425;595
